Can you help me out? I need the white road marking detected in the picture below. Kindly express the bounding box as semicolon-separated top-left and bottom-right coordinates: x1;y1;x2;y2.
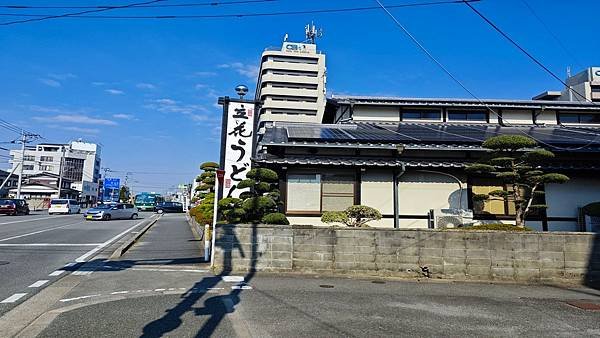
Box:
64;262;77;267
0;293;27;304
207;287;225;290
72;270;94;276
75;217;156;263
59;294;100;302
0;215;70;226
222;276;244;282
154;288;166;292
231;285;253;290
110;291;129;295
0;243;101;247
130;267;207;273
48;270;64;277
28;280;49;288
0;221;84;242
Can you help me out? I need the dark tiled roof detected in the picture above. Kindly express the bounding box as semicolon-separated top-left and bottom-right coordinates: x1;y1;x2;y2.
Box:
260;122;600;152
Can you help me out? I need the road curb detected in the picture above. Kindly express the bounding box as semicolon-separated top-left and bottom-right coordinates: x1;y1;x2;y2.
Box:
109;215;161;260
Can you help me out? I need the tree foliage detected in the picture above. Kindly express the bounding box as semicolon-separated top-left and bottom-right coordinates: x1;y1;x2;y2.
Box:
321;205;382;227
466;135;569;228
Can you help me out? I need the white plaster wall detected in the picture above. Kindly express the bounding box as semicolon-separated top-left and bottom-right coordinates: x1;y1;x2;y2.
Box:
361;170;394;215
352;106;399;122
399;219;429;229
545;177;600;218
535;111;558;125
502;110;533;124
398;171;468;215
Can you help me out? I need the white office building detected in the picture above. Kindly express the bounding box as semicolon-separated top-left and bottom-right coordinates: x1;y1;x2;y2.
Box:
255;27;327;127
534;67;600;104
10;141;101;202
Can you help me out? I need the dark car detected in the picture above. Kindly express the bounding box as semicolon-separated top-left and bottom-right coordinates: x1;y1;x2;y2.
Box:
0;199;30;216
154;202;184;213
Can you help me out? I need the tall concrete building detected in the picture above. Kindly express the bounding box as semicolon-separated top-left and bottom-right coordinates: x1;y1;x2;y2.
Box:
533;66;600;103
255;25;327;127
10;141;101;201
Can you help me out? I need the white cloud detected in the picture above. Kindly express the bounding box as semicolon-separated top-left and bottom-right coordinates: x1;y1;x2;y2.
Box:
194;83;208;90
136;83;156;90
33;114;118;126
39;78;61;88
144;98;217;124
219;62;259;79
61;126;100;134
193;71;217;77
112;113;135;120
91;82;106;86
105;89;124;95
48;73;76;80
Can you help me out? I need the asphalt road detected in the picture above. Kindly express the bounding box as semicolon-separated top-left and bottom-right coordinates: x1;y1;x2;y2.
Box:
0;211;153;316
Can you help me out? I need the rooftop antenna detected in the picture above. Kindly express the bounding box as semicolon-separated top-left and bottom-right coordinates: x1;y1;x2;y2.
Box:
305;21;322;44
567;66;571;78
283;33;288;42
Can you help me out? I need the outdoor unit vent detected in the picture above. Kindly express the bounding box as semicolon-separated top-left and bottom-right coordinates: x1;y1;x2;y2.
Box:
431;209;474;229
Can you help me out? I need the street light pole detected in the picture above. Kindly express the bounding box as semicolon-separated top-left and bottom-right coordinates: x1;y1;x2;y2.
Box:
56;145;66;199
15;132;26;199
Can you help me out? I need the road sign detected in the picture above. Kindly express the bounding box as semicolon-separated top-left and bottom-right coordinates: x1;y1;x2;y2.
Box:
104;178;120;189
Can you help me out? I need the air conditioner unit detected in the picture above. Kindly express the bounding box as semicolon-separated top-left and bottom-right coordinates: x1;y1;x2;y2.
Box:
431;208;474;229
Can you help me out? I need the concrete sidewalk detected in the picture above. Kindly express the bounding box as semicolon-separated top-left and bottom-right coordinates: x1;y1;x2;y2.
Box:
118;213;205;266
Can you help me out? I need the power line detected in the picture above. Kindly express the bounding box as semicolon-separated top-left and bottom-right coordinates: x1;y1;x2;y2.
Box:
0;0;481;21
0;0;165;26
518;0;583;70
461;0;594;104
0;0;275;9
374;0;600;151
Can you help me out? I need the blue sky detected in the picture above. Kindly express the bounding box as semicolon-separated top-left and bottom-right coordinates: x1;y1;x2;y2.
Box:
0;0;598;193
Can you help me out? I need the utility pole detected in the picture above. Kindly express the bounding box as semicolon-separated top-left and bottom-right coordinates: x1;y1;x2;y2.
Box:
15;131;40;199
56;145;66;199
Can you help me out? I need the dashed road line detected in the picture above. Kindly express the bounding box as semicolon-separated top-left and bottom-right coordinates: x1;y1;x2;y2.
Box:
1;293;27;304
59;295;101;303
0;243;101;247
222;276;245;282
48;270;65;277
28;280;49;288
0;220;84;242
0;214;70;226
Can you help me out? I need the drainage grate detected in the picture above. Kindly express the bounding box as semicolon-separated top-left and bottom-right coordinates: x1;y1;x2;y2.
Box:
319;284;334;288
566;301;600;311
0;261;8;266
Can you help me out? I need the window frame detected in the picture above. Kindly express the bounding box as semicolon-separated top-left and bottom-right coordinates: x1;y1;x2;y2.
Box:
400;108;442;122
446;109;489;123
285;171;356;215
558;112;600;125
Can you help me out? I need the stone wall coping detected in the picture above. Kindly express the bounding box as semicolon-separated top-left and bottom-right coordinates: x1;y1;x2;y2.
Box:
217;224;596;236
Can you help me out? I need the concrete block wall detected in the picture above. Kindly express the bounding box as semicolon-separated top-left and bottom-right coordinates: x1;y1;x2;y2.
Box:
213;224;600;285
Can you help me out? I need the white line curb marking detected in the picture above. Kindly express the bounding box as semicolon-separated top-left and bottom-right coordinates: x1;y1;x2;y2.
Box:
222;276;244;282
59;294;101;302
231;285;253;290
0;243;101;247
28;280;49;288
1;293;27;304
49;270;65;277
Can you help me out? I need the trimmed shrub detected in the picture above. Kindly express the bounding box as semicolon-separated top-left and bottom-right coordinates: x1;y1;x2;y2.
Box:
261;212;289;225
200;162;219;171
321;211;349;226
321;205;382;227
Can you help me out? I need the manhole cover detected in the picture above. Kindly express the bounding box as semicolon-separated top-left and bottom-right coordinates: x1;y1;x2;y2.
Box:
0;261;9;266
566;301;600;311
319;284;334;288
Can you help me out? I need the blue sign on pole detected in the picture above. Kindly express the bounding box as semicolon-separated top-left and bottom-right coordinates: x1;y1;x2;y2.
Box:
104;178;120;189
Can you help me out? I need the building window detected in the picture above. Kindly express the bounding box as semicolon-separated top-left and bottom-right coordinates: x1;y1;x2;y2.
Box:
23;155;35;161
39;165;54;171
558;113;600;124
23;165;34;170
40;156;54;162
286;172;355;213
401;109;442;121
470;178;516;216
447;110;487;122
287;174;321;212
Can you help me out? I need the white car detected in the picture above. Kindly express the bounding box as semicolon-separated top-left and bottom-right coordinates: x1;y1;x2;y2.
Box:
48;199;81;215
84;203;139;221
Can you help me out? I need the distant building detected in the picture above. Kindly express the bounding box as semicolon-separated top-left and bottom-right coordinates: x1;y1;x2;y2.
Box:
0;169;19;198
9;141;101;203
255;35;327;128
534;67;600;104
8;172;77;209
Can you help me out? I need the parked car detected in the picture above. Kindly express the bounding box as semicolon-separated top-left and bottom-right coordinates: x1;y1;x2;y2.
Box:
0;198;30;216
48;199;81;215
84;203;138;221
154;201;184;214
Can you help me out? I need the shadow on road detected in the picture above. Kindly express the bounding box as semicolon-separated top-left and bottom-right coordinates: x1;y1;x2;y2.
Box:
585;232;600;290
131;223;257;337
